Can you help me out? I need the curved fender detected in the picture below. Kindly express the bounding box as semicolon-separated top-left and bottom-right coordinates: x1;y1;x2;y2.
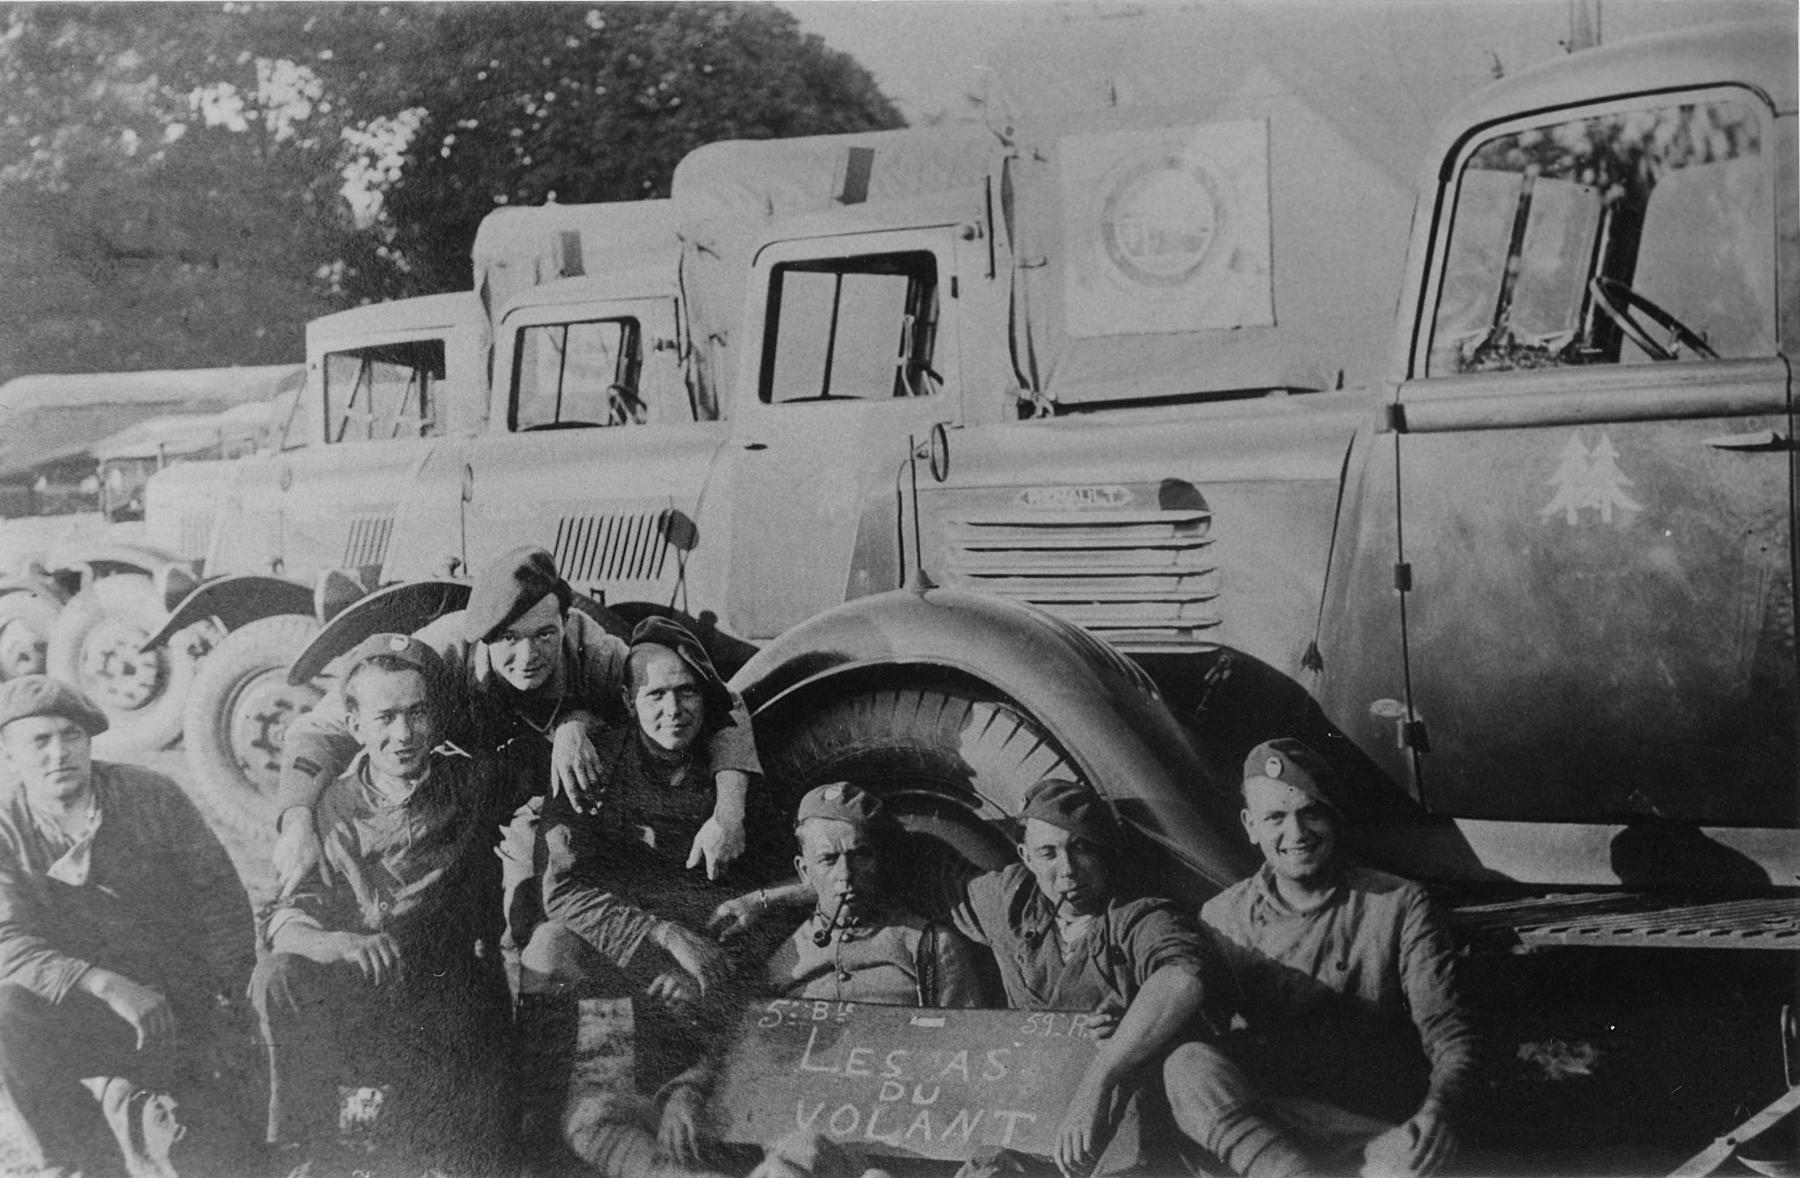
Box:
54;539;199;609
144;574;316;651
0;568;70;606
734;587;1257;889
288;579;471;684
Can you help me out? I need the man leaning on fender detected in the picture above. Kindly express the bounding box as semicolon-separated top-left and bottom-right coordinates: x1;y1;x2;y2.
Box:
0;675;256;1176
1188;740;1477;1178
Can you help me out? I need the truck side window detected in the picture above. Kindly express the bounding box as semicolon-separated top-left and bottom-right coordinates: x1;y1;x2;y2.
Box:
512;318;644;431
1427;96;1771;376
323;339;447;443
761;250;940;404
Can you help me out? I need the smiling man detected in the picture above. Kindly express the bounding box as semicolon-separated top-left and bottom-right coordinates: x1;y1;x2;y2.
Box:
1184;739;1476;1178
254;634;514;1176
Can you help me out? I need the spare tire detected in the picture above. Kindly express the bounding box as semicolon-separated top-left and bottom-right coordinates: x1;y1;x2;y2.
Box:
182;614;323;840
0;591;57;681
47;574;195;751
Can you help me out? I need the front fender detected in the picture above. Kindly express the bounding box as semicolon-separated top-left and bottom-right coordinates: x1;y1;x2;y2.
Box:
734;587;1256;889
54;539;200;609
0;568;71;606
288;579;471;684
145;574;316;650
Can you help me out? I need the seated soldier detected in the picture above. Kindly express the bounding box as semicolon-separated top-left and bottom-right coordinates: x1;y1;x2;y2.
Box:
251;634;513;1176
725;777;1221;1178
273;546;761;959
0;676;256;1177
518;617;767;1178
1183;740;1475;1178
728;781;985;1178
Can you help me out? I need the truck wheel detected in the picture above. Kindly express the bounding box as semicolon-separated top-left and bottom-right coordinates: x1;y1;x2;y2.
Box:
182;615;323;839
46;574;195;751
0;591;57;681
758;680;1079;873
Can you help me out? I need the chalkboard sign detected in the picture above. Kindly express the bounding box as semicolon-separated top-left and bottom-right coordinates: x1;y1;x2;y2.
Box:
710;1000;1100;1162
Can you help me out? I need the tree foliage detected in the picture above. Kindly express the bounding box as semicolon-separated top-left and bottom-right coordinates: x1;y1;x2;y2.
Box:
0;2;901;380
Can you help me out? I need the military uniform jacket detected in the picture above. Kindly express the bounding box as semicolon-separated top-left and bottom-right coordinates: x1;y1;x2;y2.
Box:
765;904;986;1007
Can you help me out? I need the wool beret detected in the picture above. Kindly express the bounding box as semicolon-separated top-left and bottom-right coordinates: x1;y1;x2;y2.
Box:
794;781;885;833
0;675;109;737
1018;777;1123;849
1242;737;1341;814
464;546;572;644
627;616;735;731
342;632;447;686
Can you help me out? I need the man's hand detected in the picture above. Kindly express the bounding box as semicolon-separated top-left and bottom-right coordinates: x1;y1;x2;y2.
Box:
657;1086;708;1165
79;969;175;1051
334;932;404;986
550;718;603;812
273;807;324;896
1361;1104;1457;1178
652;921;730;997
685;814;745;881
706;893;763;942
646;969;700;1013
1084;1001;1124;1042
1053;1075;1111;1178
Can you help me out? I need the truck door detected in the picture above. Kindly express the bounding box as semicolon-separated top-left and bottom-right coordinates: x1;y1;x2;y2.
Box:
1391;89;1794;834
723;229;962;639
460;294;727;609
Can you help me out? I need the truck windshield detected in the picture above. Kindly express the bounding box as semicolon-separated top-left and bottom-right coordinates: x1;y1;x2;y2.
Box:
511;317;642;430
760;251;940;403
1429;95;1771;375
323;338;447;442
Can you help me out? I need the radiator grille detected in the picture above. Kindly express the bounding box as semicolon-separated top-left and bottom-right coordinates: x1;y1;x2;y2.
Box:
552;511;672;588
939;504;1218;652
179;514;213;561
342;515;394;571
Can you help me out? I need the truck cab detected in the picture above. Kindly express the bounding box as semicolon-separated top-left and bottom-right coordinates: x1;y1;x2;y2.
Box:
1318;21;1800;898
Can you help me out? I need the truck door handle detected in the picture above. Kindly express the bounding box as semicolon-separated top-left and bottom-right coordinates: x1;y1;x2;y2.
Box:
742;442;768;451
1703;430;1789;451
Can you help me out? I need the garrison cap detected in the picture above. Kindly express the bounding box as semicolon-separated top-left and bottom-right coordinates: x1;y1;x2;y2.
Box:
0;675;109;737
343;632;447;686
1019;777;1123;849
627;616;735;732
1242;738;1341;814
794;781;884;833
464;546;573;644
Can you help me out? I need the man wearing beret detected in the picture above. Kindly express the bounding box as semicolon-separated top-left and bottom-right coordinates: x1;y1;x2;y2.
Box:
514;616;781;1178
0;675;255;1175
272;545;762;954
253;634;514;1175
727;777;1221;1178
1178;738;1475;1178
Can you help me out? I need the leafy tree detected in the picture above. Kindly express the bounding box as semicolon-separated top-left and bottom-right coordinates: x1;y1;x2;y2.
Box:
0;3;901;380
367;3;904;298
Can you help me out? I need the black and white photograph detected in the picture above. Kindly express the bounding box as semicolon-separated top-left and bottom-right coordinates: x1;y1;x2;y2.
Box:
0;2;1794;1176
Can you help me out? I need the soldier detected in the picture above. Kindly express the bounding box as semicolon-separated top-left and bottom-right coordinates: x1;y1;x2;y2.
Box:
252;634;513;1175
721;777;1221;1178
1180;739;1476;1178
0;675;255;1176
272;546;762;953
517;617;768;1178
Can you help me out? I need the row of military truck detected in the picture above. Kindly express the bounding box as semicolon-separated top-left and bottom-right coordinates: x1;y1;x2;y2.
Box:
3;6;1796;972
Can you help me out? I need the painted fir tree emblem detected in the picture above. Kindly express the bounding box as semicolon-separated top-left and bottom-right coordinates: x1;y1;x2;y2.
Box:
1540;431;1642;525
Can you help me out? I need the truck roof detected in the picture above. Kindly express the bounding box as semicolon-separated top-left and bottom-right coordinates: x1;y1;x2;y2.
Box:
473;198;674;327
306;291;481;349
0;365;302;482
492;255;677;321
1431;18;1797;167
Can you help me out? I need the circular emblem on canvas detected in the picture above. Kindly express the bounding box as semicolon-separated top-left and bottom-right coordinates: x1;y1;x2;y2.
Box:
1264;756;1283;779
1098;153;1224;290
388;635;410;653
823;783;844;802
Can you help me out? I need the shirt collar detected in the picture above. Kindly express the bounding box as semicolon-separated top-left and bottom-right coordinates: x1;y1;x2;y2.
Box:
1250;861;1347;917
